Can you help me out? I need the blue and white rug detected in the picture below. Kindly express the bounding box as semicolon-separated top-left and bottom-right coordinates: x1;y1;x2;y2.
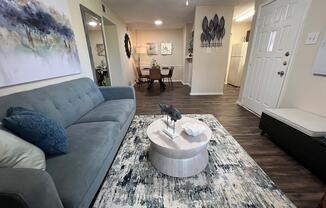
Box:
93;114;295;208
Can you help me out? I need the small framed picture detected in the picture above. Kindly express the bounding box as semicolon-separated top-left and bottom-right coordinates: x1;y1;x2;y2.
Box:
96;44;105;56
147;43;158;55
161;43;172;55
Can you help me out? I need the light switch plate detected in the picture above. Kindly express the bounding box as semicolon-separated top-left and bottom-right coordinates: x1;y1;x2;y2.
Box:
305;32;320;45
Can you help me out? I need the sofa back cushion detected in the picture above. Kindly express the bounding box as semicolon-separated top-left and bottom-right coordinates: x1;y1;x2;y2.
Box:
0;78;104;127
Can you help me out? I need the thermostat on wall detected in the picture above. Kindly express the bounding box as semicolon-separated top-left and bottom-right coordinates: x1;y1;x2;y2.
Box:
305;32;320;45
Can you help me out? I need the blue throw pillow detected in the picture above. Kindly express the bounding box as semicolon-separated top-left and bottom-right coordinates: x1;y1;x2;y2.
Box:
3;107;69;155
7;106;41;117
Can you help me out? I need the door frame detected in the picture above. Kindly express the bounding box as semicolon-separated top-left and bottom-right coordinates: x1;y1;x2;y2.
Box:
241;0;312;114
101;16;115;86
80;4;110;85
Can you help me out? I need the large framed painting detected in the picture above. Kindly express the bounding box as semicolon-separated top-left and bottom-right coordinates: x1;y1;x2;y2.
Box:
0;0;81;87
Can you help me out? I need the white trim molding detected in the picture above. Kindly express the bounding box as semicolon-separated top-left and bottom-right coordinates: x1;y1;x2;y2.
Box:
171;80;183;82
236;100;242;106
140;65;184;70
190;92;224;96
181;82;191;87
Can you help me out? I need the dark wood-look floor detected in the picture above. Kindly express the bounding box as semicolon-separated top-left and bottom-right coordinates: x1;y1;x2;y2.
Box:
135;82;325;208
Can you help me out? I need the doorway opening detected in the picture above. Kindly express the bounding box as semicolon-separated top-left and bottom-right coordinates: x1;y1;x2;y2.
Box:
80;5;111;86
225;4;254;90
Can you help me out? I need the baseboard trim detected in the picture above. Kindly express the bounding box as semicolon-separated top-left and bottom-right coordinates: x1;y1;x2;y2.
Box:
239;104;261;118
190;92;224;96
181;81;191;87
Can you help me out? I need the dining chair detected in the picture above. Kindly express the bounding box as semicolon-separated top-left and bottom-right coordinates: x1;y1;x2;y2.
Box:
136;67;149;87
162;66;174;88
149;67;161;81
148;67;165;90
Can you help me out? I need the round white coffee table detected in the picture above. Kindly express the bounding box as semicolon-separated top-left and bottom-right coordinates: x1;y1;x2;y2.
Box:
147;116;212;177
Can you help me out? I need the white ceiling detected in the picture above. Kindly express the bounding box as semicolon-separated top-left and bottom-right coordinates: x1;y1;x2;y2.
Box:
104;0;255;30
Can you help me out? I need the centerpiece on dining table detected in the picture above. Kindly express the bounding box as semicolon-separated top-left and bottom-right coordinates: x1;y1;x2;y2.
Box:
151;59;160;69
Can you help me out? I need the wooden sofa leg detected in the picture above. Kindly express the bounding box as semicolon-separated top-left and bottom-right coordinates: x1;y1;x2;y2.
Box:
318;192;326;208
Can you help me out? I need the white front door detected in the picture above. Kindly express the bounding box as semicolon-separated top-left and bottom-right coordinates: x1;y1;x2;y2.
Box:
242;0;310;115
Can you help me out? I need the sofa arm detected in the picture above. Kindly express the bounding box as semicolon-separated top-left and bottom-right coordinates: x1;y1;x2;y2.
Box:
0;168;63;208
99;86;136;100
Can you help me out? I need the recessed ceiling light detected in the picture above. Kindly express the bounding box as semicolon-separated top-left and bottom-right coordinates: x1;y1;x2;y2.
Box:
88;21;98;27
154;20;163;26
186;0;189;6
234;9;255;22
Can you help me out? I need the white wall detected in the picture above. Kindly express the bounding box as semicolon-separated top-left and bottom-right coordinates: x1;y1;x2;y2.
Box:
279;0;326;117
0;0;134;96
191;6;234;95
230;22;251;44
133;29;185;81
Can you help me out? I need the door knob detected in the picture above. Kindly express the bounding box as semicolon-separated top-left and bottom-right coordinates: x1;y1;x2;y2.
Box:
285;51;290;57
277;71;285;76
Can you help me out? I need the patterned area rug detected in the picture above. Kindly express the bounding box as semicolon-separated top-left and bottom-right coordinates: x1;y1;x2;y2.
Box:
93;114;295;208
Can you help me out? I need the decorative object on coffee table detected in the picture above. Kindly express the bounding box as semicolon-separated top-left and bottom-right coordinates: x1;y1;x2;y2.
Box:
147;116;211;177
182;122;207;137
159;104;182;139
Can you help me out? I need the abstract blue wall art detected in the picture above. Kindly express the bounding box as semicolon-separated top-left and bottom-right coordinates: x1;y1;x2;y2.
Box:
0;0;81;87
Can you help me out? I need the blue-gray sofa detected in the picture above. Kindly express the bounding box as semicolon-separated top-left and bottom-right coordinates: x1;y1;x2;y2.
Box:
0;78;136;208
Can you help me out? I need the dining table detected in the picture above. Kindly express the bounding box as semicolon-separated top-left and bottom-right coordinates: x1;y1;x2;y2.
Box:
141;67;170;75
142;66;172;90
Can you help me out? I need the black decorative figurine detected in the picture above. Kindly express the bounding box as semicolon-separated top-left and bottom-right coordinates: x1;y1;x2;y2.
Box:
159;104;182;139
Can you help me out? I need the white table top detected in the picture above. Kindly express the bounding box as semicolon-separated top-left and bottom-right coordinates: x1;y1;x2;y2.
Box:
147;117;211;151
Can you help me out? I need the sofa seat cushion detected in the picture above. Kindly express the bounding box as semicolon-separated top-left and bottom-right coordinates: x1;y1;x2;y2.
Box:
77;99;135;128
46;121;120;208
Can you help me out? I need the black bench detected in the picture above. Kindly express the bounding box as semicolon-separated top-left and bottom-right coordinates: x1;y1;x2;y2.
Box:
259;108;326;182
